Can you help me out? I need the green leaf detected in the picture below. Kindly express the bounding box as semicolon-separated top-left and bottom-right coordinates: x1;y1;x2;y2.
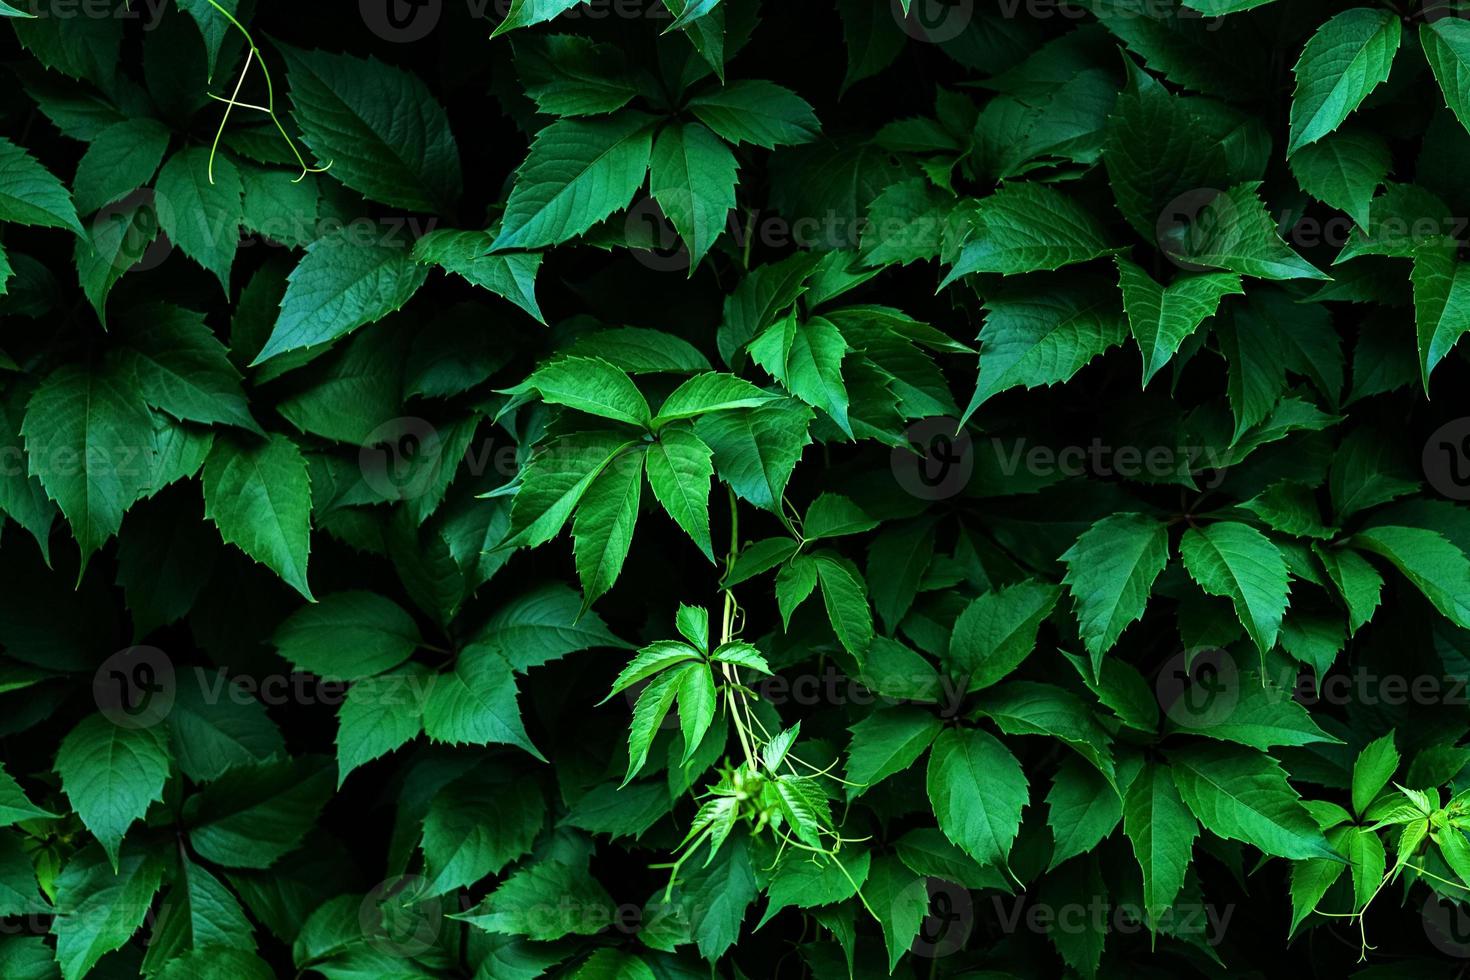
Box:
803;493;877;541
155;949;272;980
814;553;875;657
573;446;644;605
866;519;934;633
567;949;655;980
844;706;941;798
0;763;58;827
859;177;951;267
1439;828;1470;888
694;398;813;513
1046;756;1123;871
1099;57;1237;240
947;579;1060;693
202;434;314;600
927;727;1028;869
184;757;334;868
1351;525;1470;629
965;275;1127;418
422;643;545;759
421;769;544;895
1423;19;1470;139
623;667;681;784
115;303;261;434
666;0;723;32
1179;0;1276;11
504;431;641;551
155;147;243;291
1352;732;1398;817
142;857;254;971
564;327;712;374
675;662;717;765
1061;513;1170;670
650;122;738;272
283;45;461;213
1409;241;1470;393
21;361;157;564
564;779;670;839
176;0;237;67
493;0;590;35
975;681;1116;786
673;605;708;652
861;854;929;973
1287;129;1390;229
482;582;631;671
674;832;757;959
645;427;715;561
757;848;870;926
516;34;638;117
748;314;851;437
1167;670;1340;750
0;135;83;235
687;81;820;148
1289;826;1349;937
335;666;428;785
527;356;651;427
492;113;656;251
1315;544;1383;636
1162;182;1328;280
411;228;544;323
652;372;776;426
253;234;427;364
51;844;164;980
835;0;905;94
775;555;818;628
166;682;285;784
1334;182;1453;262
1167;742;1338;860
1179;521;1289;656
942;183;1113;284
1287;8;1400;156
1115;256;1242;386
457;848;613;940
75;201;158;322
72;117;170;216
54;717;169;869
273;591;420;681
1122;762;1198;922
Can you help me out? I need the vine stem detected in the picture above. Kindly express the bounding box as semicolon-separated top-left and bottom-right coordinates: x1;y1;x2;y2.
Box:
720;486;759;770
653;824;714;903
202;0;331;185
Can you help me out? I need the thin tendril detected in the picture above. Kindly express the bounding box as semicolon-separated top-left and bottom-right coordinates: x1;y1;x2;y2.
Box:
209;46;254;186
203;0;331;184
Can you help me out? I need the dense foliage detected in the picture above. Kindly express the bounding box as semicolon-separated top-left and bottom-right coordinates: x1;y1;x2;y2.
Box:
5;0;1470;976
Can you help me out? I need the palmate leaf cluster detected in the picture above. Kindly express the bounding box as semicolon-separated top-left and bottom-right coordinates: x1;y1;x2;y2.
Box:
2;0;1470;977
